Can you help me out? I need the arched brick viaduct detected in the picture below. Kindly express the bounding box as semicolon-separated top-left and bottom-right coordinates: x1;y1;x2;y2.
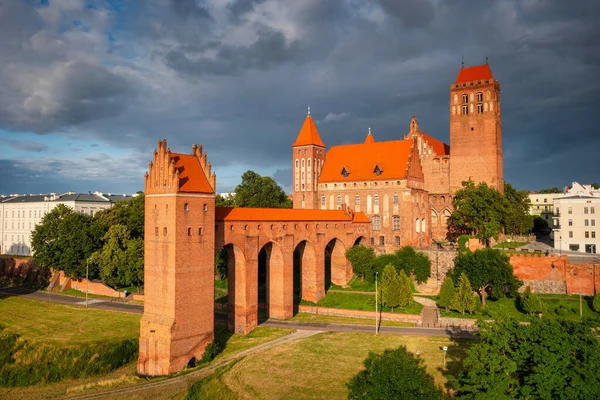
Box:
138;141;371;376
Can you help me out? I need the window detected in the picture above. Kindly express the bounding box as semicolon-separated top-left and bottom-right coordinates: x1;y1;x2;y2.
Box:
569;219;573;226
462;105;468;115
394;236;400;246
570;244;580;251
374;165;383;176
155;227;158;237
593;232;596;239
374;195;379;206
585;231;590;238
568;207;572;214
585;219;589;226
544;198;547;203
355;195;360;206
569;231;573;238
198;227;203;235
415;219;420;233
392;215;400;231
592;207;596;214
393;194;398;205
203;204;208;212
477;103;483;114
370;237;375;246
337;195;342;206
307;159;311;167
592;220;596;226
301;159;305;167
584;207;589;214
295;160;298;168
379;236;385;246
373;216;381;231
476;92;483;102
187;227;192;236
321;196;326;207
184;203;189;212
341;166;349;178
462;94;468;103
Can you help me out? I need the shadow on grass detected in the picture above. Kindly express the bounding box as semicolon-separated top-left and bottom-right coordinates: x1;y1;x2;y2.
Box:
440;337;475;393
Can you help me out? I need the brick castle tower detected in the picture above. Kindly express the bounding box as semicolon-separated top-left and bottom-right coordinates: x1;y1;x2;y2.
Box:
292;107;326;209
449;63;504;193
138;140;216;376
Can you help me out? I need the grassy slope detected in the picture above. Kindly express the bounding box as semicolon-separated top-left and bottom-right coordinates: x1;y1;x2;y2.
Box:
302;291;423;314
192;332;470;399
0;295;141;344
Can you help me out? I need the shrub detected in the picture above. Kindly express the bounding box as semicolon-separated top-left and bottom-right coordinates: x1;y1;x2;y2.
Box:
201;341;221;363
593;293;600;313
452;272;475;314
347;346;445;400
519;286;545;315
437;276;455;312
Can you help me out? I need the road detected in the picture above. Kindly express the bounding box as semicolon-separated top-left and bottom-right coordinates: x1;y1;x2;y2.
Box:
0;285;476;339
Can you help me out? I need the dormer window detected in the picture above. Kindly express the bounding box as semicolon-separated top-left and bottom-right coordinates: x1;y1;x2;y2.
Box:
373;164;383;176
341;166;350;178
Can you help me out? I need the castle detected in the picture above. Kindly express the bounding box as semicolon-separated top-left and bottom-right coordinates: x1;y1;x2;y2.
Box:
292;63;504;248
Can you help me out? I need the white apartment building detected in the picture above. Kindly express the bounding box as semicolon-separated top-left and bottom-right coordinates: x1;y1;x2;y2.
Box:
553;183;600;254
0;192;133;256
529;192;563;224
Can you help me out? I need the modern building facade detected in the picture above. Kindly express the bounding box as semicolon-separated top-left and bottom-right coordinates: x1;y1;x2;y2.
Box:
553;183;600;254
529;192;562;224
0;192;133;256
292;63;504;248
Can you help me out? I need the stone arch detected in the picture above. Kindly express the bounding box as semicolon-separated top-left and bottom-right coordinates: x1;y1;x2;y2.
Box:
353;236;367;246
442;209;451;227
223;243;248;333
294;240;319;305
326;238;349;287
431;209;439;227
258;241;285;320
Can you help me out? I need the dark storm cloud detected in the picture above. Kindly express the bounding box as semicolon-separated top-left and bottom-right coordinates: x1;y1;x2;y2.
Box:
0;0;599;195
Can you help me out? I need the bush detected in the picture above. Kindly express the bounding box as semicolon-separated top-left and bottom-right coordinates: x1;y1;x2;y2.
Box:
201;341;222;363
519;286;546;315
593;293;600;313
437;276;455;312
347;346;445;400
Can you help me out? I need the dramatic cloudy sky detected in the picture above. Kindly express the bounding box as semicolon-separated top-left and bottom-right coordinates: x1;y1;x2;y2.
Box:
1;0;599;195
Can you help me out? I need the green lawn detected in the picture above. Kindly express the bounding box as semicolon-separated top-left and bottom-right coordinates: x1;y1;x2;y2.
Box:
0;295;141;344
279;312;414;327
187;331;471;399
215;279;228;290
301;291;423;314
493;241;528;248
60;288;114;300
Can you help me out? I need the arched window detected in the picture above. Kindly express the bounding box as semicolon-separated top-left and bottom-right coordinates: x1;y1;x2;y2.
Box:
308;159;311;167
295;160;298;168
184;203;189;212
393;194;398;205
415;219;420;233
374;195;379;206
355;195;360;205
477;92;483;102
462;94;468;103
373;216;381;231
462;105;468;115
187;227;191;236
301;159;305;167
321;196;326;207
431;209;439;227
477;103;483;114
442;210;451;226
392;215;400;231
421;219;426;232
337;195;342;206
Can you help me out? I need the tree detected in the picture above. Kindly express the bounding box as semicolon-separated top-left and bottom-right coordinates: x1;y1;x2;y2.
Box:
592;183;600;190
95;193;144;239
437;276;455;312
453;319;600;399
347;346;446;400
397;269;413;308
31;205;104;279
593;292;600;312
215;194;234;207
451;248;522;307
90;224;144;288
346;245;376;282
532;216;549;236
448;180;509;246
395;246;431;284
503;183;533;235
519;286;545;316
381;264;400;312
233;170;292;208
451;272;475;314
215;248;228;279
374;254;400;277
539;187;562;194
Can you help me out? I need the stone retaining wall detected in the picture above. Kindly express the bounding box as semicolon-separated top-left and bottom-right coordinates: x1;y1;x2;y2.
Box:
297;305;422;323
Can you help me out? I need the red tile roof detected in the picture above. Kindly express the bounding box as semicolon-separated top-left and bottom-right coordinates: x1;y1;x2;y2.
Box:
319;140;413;183
293;115;325;147
421;132;450;156
215;207;369;223
364;132;375;144
455;64;493;83
170;153;214;194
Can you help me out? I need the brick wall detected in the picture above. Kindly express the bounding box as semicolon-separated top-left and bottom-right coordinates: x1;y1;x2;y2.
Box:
56;270;121;297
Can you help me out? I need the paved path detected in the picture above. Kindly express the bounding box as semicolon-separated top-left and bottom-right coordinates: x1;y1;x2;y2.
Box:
65;329;323;400
421;306;439;326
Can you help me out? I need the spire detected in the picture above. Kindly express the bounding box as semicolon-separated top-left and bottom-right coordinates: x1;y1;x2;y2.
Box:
410;115;419;134
364;127;375;144
293;111;325;147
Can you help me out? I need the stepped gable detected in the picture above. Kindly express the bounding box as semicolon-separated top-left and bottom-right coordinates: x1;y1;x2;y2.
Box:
405;115;449;156
455;63;493;83
318;139;414;183
292;115;325;147
405;136;424;180
144;140;216;194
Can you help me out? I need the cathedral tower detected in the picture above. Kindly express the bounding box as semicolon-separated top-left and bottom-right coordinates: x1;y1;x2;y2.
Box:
292;108;326;209
449;63;504;193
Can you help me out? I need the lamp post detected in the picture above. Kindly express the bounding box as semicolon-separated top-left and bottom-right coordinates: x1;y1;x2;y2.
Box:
442;346;448;368
86;258;89;308
375;271;378;335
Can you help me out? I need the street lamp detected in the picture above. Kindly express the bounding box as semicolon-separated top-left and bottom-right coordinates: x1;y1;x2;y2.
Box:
375;271;378;335
442;346;448;368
